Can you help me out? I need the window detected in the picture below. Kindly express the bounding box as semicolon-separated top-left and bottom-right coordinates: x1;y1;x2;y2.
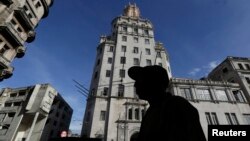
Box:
91;88;95;96
225;113;238;125
245;64;250;70
245;77;250;84
10;93;17;97
222;68;228;73
134;37;138;43
238;63;244;70
24;5;32;18
232;90;245;102
144;29;149;35
0;45;9;55
94;72;98;79
118;84;124;97
120;69;125;78
156;52;161;58
145;49;151;55
231;113;239;125
35;2;41;8
128;108;132;120
146;59;152;66
243;114;250;125
134;28;138;33
121;46;126;52
99;47;102;54
134;58;140;66
109;46;114;52
145;39;150;44
120;57;126;64
102;87;109;96
97;59;100;65
216;90;228;101
180;88;192;100
206;112;219;125
205;112;212;125
122;26;127;32
14;102;21;106
100;111;106;121
106;70;111;77
133;47;139;54
19;91;26;96
211;113;219;125
5;103;12;107
135;108;139;120
196;89;211;100
122;36;127;42
108;57;112;64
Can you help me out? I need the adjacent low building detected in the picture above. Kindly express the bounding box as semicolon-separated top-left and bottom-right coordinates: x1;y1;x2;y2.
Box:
170;78;250;138
0;83;73;141
0;0;53;81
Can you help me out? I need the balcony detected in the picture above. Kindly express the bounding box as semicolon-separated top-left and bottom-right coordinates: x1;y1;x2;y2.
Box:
0;55;10;68
7;96;26;102
0;106;18;113
14;9;33;30
0;24;23;48
0;66;13;81
15;46;26;58
1;0;13;7
41;0;50;19
26;31;36;43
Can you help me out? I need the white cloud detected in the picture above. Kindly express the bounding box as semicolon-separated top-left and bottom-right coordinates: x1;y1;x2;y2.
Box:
204;61;219;70
188;60;219;77
188;68;201;76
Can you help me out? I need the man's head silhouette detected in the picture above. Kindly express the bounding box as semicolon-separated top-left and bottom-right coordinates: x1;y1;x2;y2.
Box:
128;65;169;101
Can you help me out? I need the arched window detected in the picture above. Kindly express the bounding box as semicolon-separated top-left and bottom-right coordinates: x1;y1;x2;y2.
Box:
128;108;132;120
135;108;139;120
130;132;139;141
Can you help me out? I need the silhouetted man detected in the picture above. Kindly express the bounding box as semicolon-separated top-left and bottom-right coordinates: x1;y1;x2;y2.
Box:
128;65;206;141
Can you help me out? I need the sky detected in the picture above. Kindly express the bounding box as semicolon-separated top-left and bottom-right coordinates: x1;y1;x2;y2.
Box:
1;0;250;134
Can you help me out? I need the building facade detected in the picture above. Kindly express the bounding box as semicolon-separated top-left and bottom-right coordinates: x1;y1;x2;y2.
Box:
170;78;250;138
0;0;53;81
208;56;250;103
81;4;171;141
82;4;250;141
0;83;73;141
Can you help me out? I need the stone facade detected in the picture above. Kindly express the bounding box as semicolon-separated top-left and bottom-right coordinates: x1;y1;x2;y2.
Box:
170;78;250;139
0;0;53;81
0;83;72;141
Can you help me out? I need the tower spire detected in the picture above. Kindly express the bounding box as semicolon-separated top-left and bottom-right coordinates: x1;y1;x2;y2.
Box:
123;3;140;18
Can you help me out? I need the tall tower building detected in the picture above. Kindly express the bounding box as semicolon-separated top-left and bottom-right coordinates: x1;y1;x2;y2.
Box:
81;4;171;141
0;0;53;81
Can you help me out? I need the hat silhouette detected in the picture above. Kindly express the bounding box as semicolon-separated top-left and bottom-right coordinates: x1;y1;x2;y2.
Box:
128;65;169;86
